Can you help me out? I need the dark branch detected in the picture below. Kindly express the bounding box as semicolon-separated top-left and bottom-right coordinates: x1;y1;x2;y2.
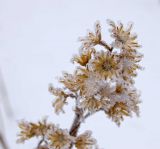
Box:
99;40;113;52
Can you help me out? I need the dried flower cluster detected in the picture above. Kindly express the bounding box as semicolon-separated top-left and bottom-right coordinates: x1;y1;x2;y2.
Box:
17;119;97;149
17;20;143;149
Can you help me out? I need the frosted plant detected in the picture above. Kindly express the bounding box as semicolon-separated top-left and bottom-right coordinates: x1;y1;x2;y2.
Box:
17;20;143;149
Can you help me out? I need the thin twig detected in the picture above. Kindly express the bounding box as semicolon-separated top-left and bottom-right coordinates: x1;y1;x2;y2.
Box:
99;40;113;52
68;93;77;99
84;111;96;120
37;136;45;149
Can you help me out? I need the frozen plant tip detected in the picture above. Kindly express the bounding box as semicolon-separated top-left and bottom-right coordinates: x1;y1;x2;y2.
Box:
17;20;143;149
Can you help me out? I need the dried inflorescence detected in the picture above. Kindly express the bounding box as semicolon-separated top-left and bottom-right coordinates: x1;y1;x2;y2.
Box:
47;128;74;149
17;20;143;149
17;118;53;143
17;119;98;149
75;131;97;149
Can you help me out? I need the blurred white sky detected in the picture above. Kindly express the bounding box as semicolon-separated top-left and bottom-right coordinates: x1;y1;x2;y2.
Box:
0;0;160;148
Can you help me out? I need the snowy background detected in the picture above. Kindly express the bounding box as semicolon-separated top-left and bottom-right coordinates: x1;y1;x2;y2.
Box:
0;0;160;148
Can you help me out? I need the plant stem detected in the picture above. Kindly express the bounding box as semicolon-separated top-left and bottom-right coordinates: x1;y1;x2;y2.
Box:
69;107;83;149
37;136;45;149
69;108;82;137
68;107;101;149
99;40;113;52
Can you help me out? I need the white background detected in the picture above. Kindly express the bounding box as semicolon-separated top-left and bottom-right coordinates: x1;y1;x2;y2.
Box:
0;0;160;148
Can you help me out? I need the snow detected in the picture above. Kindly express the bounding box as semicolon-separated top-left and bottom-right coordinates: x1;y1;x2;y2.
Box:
0;0;160;148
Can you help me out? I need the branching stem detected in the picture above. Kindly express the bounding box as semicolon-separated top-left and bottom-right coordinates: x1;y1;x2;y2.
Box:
68;107;101;149
69;107;83;149
36;135;48;149
99;40;113;52
69;108;83;137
